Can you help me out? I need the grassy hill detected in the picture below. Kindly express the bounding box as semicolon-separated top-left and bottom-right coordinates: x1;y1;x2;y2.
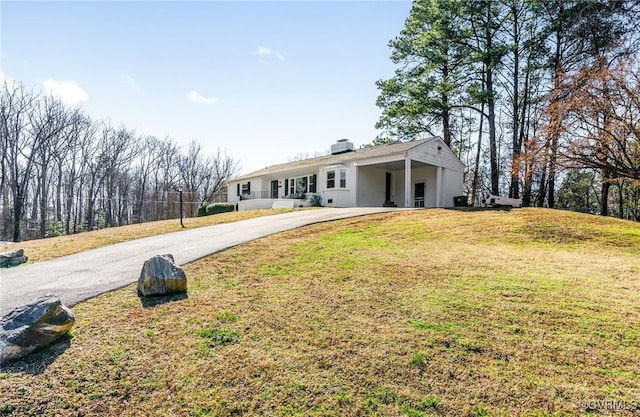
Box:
1;208;639;416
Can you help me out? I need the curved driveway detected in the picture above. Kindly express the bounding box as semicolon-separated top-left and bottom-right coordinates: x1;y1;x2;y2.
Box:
0;207;404;317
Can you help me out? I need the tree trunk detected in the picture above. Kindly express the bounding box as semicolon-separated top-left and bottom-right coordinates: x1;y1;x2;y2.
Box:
39;160;49;238
509;1;520;199
485;12;499;196
1;188;10;240
31;176;41;230
12;191;24;243
537;151;548;208
86;180;96;231
65;175;74;235
441;57;451;147
617;180;624;219
514;75;530;200
471;101;485;206
546;13;564;209
600;170;611;216
522;174;533;207
487;68;499;195
55;166;63;222
74;176;84;234
547;142;558;208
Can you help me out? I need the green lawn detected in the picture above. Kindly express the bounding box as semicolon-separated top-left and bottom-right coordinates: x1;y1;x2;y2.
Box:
1;208;639;416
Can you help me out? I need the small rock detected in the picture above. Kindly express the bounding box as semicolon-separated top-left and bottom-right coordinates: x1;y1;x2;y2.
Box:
0;294;75;364
137;254;187;297
0;249;28;268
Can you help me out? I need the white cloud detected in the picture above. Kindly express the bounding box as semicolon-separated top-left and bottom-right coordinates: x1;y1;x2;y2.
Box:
187;90;218;104
119;74;140;91
43;79;89;106
257;46;284;61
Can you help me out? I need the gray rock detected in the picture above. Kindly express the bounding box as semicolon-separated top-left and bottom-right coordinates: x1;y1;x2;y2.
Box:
0;294;75;364
137;254;187;297
0;249;28;268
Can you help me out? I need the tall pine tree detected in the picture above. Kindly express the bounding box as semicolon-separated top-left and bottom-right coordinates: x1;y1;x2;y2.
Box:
375;0;468;147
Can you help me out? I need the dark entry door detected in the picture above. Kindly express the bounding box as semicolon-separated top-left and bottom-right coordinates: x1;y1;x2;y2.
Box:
385;172;392;202
271;180;279;198
414;182;425;207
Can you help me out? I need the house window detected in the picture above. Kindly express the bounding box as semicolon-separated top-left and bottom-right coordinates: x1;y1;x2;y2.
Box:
236;183;240;197
283;175;318;195
296;177;308;194
339;170;347;188
309;174;317;193
327;171;335;189
241;182;251;195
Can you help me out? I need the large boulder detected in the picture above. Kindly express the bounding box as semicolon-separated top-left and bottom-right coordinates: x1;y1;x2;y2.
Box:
0;294;75;364
137;254;187;297
0;249;28;268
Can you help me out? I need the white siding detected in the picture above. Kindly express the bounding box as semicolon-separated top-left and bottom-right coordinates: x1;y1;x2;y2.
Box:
410;166;437;207
395;171;406;207
441;169;464;207
401;166;462;208
407;138;465;172
356;166;387;207
238;199;304;211
227;181;241;207
253;179;264;195
320;164;356;207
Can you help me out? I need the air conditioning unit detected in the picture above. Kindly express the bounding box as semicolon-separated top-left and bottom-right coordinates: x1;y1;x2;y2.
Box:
331;139;355;155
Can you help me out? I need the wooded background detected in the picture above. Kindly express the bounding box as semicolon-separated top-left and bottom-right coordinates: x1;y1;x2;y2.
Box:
376;0;640;218
0;83;237;242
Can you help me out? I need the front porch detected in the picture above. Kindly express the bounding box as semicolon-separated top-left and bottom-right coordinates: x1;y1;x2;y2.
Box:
356;159;448;208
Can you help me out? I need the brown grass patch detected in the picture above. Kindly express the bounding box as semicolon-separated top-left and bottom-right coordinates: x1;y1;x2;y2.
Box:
1;208;639;416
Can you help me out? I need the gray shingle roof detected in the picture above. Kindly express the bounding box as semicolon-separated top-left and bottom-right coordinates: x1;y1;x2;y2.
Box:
232;137;440;181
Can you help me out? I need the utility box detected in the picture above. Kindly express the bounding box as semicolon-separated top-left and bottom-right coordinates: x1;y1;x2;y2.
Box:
453;196;468;207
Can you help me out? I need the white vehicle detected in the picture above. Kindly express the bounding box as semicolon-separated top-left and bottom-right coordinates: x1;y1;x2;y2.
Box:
483;194;522;208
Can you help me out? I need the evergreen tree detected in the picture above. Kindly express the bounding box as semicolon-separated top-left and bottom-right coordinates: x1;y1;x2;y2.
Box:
375;0;468;147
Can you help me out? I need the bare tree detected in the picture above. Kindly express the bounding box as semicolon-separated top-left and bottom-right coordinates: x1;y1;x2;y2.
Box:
178;141;209;198
82;123;137;230
60;113;95;234
0;81;40;241
30;96;77;237
561;59;640;183
201;148;236;202
153;138;181;220
133;136;162;223
1;76;242;241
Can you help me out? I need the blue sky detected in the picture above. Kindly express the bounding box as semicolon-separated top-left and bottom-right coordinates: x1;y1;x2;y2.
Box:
1;0;412;175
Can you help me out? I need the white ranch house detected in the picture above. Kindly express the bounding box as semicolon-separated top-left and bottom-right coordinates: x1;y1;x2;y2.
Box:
227;137;465;210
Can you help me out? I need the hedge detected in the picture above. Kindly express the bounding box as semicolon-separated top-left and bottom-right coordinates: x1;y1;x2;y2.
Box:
205;202;235;215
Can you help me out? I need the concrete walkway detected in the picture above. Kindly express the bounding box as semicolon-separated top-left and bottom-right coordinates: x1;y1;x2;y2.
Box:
0;207;404;317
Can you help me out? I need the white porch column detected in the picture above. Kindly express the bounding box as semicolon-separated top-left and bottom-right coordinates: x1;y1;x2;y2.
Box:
354;163;359;207
436;166;443;208
404;157;412;208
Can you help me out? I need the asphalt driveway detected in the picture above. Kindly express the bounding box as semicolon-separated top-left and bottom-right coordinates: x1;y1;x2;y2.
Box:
0;207;403;317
